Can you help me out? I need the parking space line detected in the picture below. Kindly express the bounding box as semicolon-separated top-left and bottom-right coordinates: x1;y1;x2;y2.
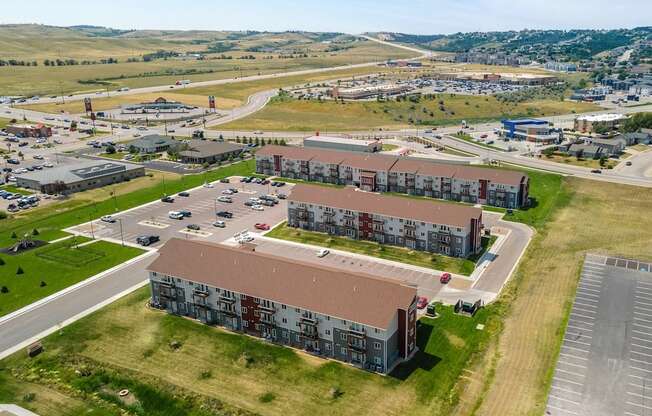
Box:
635;305;652;313
561;345;590;355
634;311;652;320
625;412;643;416
576;287;601;295
634;321;652;331
559;352;589;361
548;394;581;405
566;324;593;333
556;368;586;378
630;365;652;373
627;401;652;411
558;360;587;369
572;305;597;313
575;292;600;300
570;311;595;320
635;299;652;307
632;343;652;352
553;376;584;387
631;357;652;366
546;404;580;415
564;338;592;347
551;385;582;395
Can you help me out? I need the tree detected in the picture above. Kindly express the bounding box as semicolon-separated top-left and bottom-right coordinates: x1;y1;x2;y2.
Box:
32;228;39;236
40;281;47;287
16;266;24;275
0;257;5;265
10;231;17;239
599;156;607;167
105;145;116;154
0;286;8;294
280;139;287;146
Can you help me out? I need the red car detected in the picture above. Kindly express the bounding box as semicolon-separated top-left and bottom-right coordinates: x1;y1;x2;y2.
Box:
440;272;452;284
480;134;488;139
254;223;270;231
416;296;429;309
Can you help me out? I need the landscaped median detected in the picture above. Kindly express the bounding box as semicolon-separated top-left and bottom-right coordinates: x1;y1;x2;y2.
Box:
0;236;144;317
265;221;494;276
0;287;497;416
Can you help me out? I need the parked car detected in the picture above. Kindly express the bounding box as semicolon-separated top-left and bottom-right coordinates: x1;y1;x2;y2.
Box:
219;178;230;183
251;204;264;211
100;215;116;223
179;209;192;218
591;169;602;174
243;200;255;207
229;188;238;193
626;161;633;166
178;191;190;197
316;248;330;258
254;223;270;230
440;272;452;284
136;235;159;246
7;159;19;165
168;211;184;220
203;182;214;188
33;155;44;160
217;211;233;218
213;220;226;228
416;296;429;309
161;196;175;203
186;224;200;231
217;196;232;203
276;193;287;200
221;189;234;195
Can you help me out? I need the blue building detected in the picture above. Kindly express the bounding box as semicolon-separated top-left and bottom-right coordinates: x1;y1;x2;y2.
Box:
500;119;558;144
501;119;548;138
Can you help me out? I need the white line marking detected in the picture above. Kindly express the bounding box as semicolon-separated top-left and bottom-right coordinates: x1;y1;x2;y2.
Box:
570;311;596;319
627;401;652;411
548;394;580;405
561;345;590;353
558;361;587;369
564;338;592;346
566;324;593;333
559;352;588;361
546;404;579;415
553;376;584;387
556;368;585;378
630;365;652;373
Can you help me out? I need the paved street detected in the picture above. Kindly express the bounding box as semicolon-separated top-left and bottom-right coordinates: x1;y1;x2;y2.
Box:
546;254;652;416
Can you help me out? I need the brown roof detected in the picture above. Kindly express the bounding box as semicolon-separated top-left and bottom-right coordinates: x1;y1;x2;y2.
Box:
257;145;527;185
147;239;416;329
289;184;481;228
391;158;526;186
179;140;245;158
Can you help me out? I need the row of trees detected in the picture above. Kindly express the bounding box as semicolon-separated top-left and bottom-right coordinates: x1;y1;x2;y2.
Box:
234;137;287;146
43;58;119;66
0;60;38;67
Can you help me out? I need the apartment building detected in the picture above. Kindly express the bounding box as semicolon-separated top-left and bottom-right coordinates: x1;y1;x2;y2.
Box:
256;145;529;209
148;238;418;374
288;185;483;258
389;159;529;209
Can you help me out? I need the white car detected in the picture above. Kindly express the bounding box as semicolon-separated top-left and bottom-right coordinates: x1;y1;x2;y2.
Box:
100;215;116;223
251;204;264;211
33;155;44;160
213;220;226;228
203;182;214;188
43;163;54;168
217;196;232;203
168;211;184;220
237;235;254;243
317;249;330;258
221;189;234;195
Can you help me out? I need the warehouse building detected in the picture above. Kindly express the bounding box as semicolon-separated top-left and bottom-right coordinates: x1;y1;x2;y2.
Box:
15;160;145;194
122;97;194;114
129;135;179;154
148;238;418;374
500;119;560;144
288;185;483;257
256;145;529;209
303;135;382;153
330;83;411;99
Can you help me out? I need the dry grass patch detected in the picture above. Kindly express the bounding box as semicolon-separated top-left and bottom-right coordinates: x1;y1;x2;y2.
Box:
460;178;652;416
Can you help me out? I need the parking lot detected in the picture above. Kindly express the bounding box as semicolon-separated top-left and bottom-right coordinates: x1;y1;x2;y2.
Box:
66;178;291;248
546;253;652;416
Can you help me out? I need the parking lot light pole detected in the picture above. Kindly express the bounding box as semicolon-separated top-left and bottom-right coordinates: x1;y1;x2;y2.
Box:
89;215;95;240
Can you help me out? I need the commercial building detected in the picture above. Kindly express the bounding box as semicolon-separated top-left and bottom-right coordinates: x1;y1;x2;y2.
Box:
147;238;418;374
573;114;628;133
256;145;529;209
330;83;411;99
5;123;52;138
129;135;179;153
500;119;560;144
544;62;578;72
15;160;145;194
178;141;245;164
288;185;483;257
122;97;194;114
588;137;627;156
433;71;557;86
566;143;603;159
303;135;382;153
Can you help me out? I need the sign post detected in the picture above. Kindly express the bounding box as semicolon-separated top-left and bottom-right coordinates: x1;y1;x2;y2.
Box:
208;96;216;113
84;97;93;114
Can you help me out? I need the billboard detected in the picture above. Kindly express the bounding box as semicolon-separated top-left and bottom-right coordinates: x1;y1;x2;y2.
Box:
84;97;93;113
208;95;216;110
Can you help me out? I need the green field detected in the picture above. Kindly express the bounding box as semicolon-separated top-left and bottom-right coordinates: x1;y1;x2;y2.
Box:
1;25;414;97
0;118;14;129
0;287;496;416
0;185;33;195
217;94;600;131
0;237;144;316
266;222;494;276
0;159;256;247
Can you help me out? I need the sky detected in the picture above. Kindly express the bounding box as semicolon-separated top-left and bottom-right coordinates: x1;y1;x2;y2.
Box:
4;0;652;34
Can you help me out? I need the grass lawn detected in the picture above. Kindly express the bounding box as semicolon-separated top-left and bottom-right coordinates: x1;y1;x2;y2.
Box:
0;159;256;247
266;222;493;276
455;178;652;415
381;143;399;151
0;287;497;416
540;152;618;169
217;94;600;131
453;133;505;152
98;151;127;160
0;237;144;317
0;184;33;195
0;118;14;129
630;144;651;152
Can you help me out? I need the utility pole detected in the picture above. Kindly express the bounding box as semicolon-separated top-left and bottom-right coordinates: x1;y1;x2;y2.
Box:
89;215;95;239
118;218;124;246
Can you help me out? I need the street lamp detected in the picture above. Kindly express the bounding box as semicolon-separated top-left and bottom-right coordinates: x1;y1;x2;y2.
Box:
117;218;124;246
89;215;95;240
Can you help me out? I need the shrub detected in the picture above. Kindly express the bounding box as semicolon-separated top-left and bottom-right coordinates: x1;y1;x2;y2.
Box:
1;286;8;293
11;231;17;239
259;392;276;403
32;228;39;236
199;370;212;380
40;281;47;287
16;266;24;275
0;210;7;220
0;257;4;265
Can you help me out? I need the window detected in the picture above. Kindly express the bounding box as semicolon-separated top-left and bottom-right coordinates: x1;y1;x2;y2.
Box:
254;310;260;317
374;357;382;365
374;342;381;350
281;304;286;310
296;334;301;342
283;330;288;339
241;307;247;314
340;333;347;341
341;320;347;325
240;294;246;300
295;308;300;313
341;347;347;355
243;321;249;328
325;343;331;351
325;329;331;335
254;298;260;304
326;316;330;321
282;318;287;324
374;328;379;334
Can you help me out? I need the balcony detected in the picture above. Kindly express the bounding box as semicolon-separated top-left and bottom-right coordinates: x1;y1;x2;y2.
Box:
218;305;237;316
348;326;366;337
259;304;276;314
297;209;308;220
218;294;236;305
259;315;276;326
